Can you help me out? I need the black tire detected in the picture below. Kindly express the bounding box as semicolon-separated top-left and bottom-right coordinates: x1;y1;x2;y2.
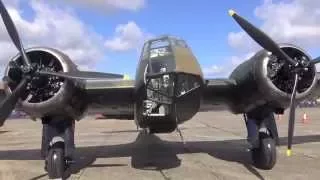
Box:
47;144;66;179
251;135;277;170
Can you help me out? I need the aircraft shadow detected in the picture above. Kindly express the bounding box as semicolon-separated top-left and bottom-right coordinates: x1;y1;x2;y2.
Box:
0;130;10;134
0;133;319;179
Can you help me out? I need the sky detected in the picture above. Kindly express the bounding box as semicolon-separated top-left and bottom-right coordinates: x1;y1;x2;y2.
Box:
0;0;319;79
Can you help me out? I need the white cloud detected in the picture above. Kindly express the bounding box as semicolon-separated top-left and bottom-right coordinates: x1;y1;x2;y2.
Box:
230;52;255;66
203;65;226;77
203;52;255;78
217;0;320;77
2;0;19;8
104;21;153;52
0;0;105;73
0;41;17;72
59;0;146;12
228;0;320;52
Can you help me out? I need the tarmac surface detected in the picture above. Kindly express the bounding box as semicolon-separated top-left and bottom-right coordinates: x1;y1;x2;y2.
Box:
0;108;320;180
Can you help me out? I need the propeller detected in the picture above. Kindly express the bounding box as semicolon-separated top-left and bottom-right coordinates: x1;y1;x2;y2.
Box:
0;78;28;125
0;0;31;66
228;10;298;67
287;73;299;156
0;0;32;125
0;0;123;126
228;9;320;156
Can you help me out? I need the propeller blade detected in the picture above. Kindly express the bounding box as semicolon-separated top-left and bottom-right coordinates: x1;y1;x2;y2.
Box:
0;0;31;66
287;73;299;156
38;70;124;80
0;78;28;126
311;56;320;65
228;10;297;66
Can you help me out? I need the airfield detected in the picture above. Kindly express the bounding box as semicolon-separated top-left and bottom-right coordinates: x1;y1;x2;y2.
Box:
0;109;320;180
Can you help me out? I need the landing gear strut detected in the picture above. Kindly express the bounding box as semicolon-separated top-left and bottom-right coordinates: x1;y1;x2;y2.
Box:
41;116;75;179
244;109;279;170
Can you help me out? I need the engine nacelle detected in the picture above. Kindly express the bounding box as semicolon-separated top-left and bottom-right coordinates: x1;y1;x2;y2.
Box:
229;44;317;113
3;47;87;119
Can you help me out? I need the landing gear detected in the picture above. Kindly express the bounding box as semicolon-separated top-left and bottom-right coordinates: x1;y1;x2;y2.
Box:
244;108;279;170
41;116;75;179
251;133;276;170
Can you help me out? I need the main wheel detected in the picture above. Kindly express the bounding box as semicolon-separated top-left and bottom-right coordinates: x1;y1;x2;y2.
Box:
47;143;66;179
251;134;277;170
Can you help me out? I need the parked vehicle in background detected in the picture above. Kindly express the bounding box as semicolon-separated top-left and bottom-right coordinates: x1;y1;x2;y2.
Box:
9;110;28;119
299;98;319;108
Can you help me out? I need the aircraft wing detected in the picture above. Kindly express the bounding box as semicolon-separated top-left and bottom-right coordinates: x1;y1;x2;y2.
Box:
84;79;135;104
83;79;135;116
83;77;239;118
200;78;237;111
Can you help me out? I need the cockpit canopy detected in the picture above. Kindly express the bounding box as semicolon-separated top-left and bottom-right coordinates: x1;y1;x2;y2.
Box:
140;35;202;77
142;36;188;60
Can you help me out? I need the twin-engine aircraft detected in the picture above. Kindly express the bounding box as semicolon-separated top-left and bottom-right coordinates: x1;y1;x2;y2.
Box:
0;1;319;179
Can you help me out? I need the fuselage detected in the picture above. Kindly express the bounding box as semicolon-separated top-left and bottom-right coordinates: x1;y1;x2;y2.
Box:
84;36;226;132
133;35;205;133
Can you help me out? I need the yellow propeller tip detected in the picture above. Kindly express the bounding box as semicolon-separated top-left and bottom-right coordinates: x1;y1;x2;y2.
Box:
286;149;292;157
228;9;236;16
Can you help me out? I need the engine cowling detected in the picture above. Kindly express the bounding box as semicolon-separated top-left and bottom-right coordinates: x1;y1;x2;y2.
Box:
229;44;317;113
3;47;87;119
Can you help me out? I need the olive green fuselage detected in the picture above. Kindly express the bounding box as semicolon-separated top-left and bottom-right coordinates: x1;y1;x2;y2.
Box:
133;36;204;133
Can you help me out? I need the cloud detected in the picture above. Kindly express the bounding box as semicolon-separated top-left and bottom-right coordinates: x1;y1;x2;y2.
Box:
104;21;153;52
59;0;146;12
203;52;255;78
212;0;320;77
0;0;105;73
203;65;226;77
228;0;320;53
230;52;256;66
